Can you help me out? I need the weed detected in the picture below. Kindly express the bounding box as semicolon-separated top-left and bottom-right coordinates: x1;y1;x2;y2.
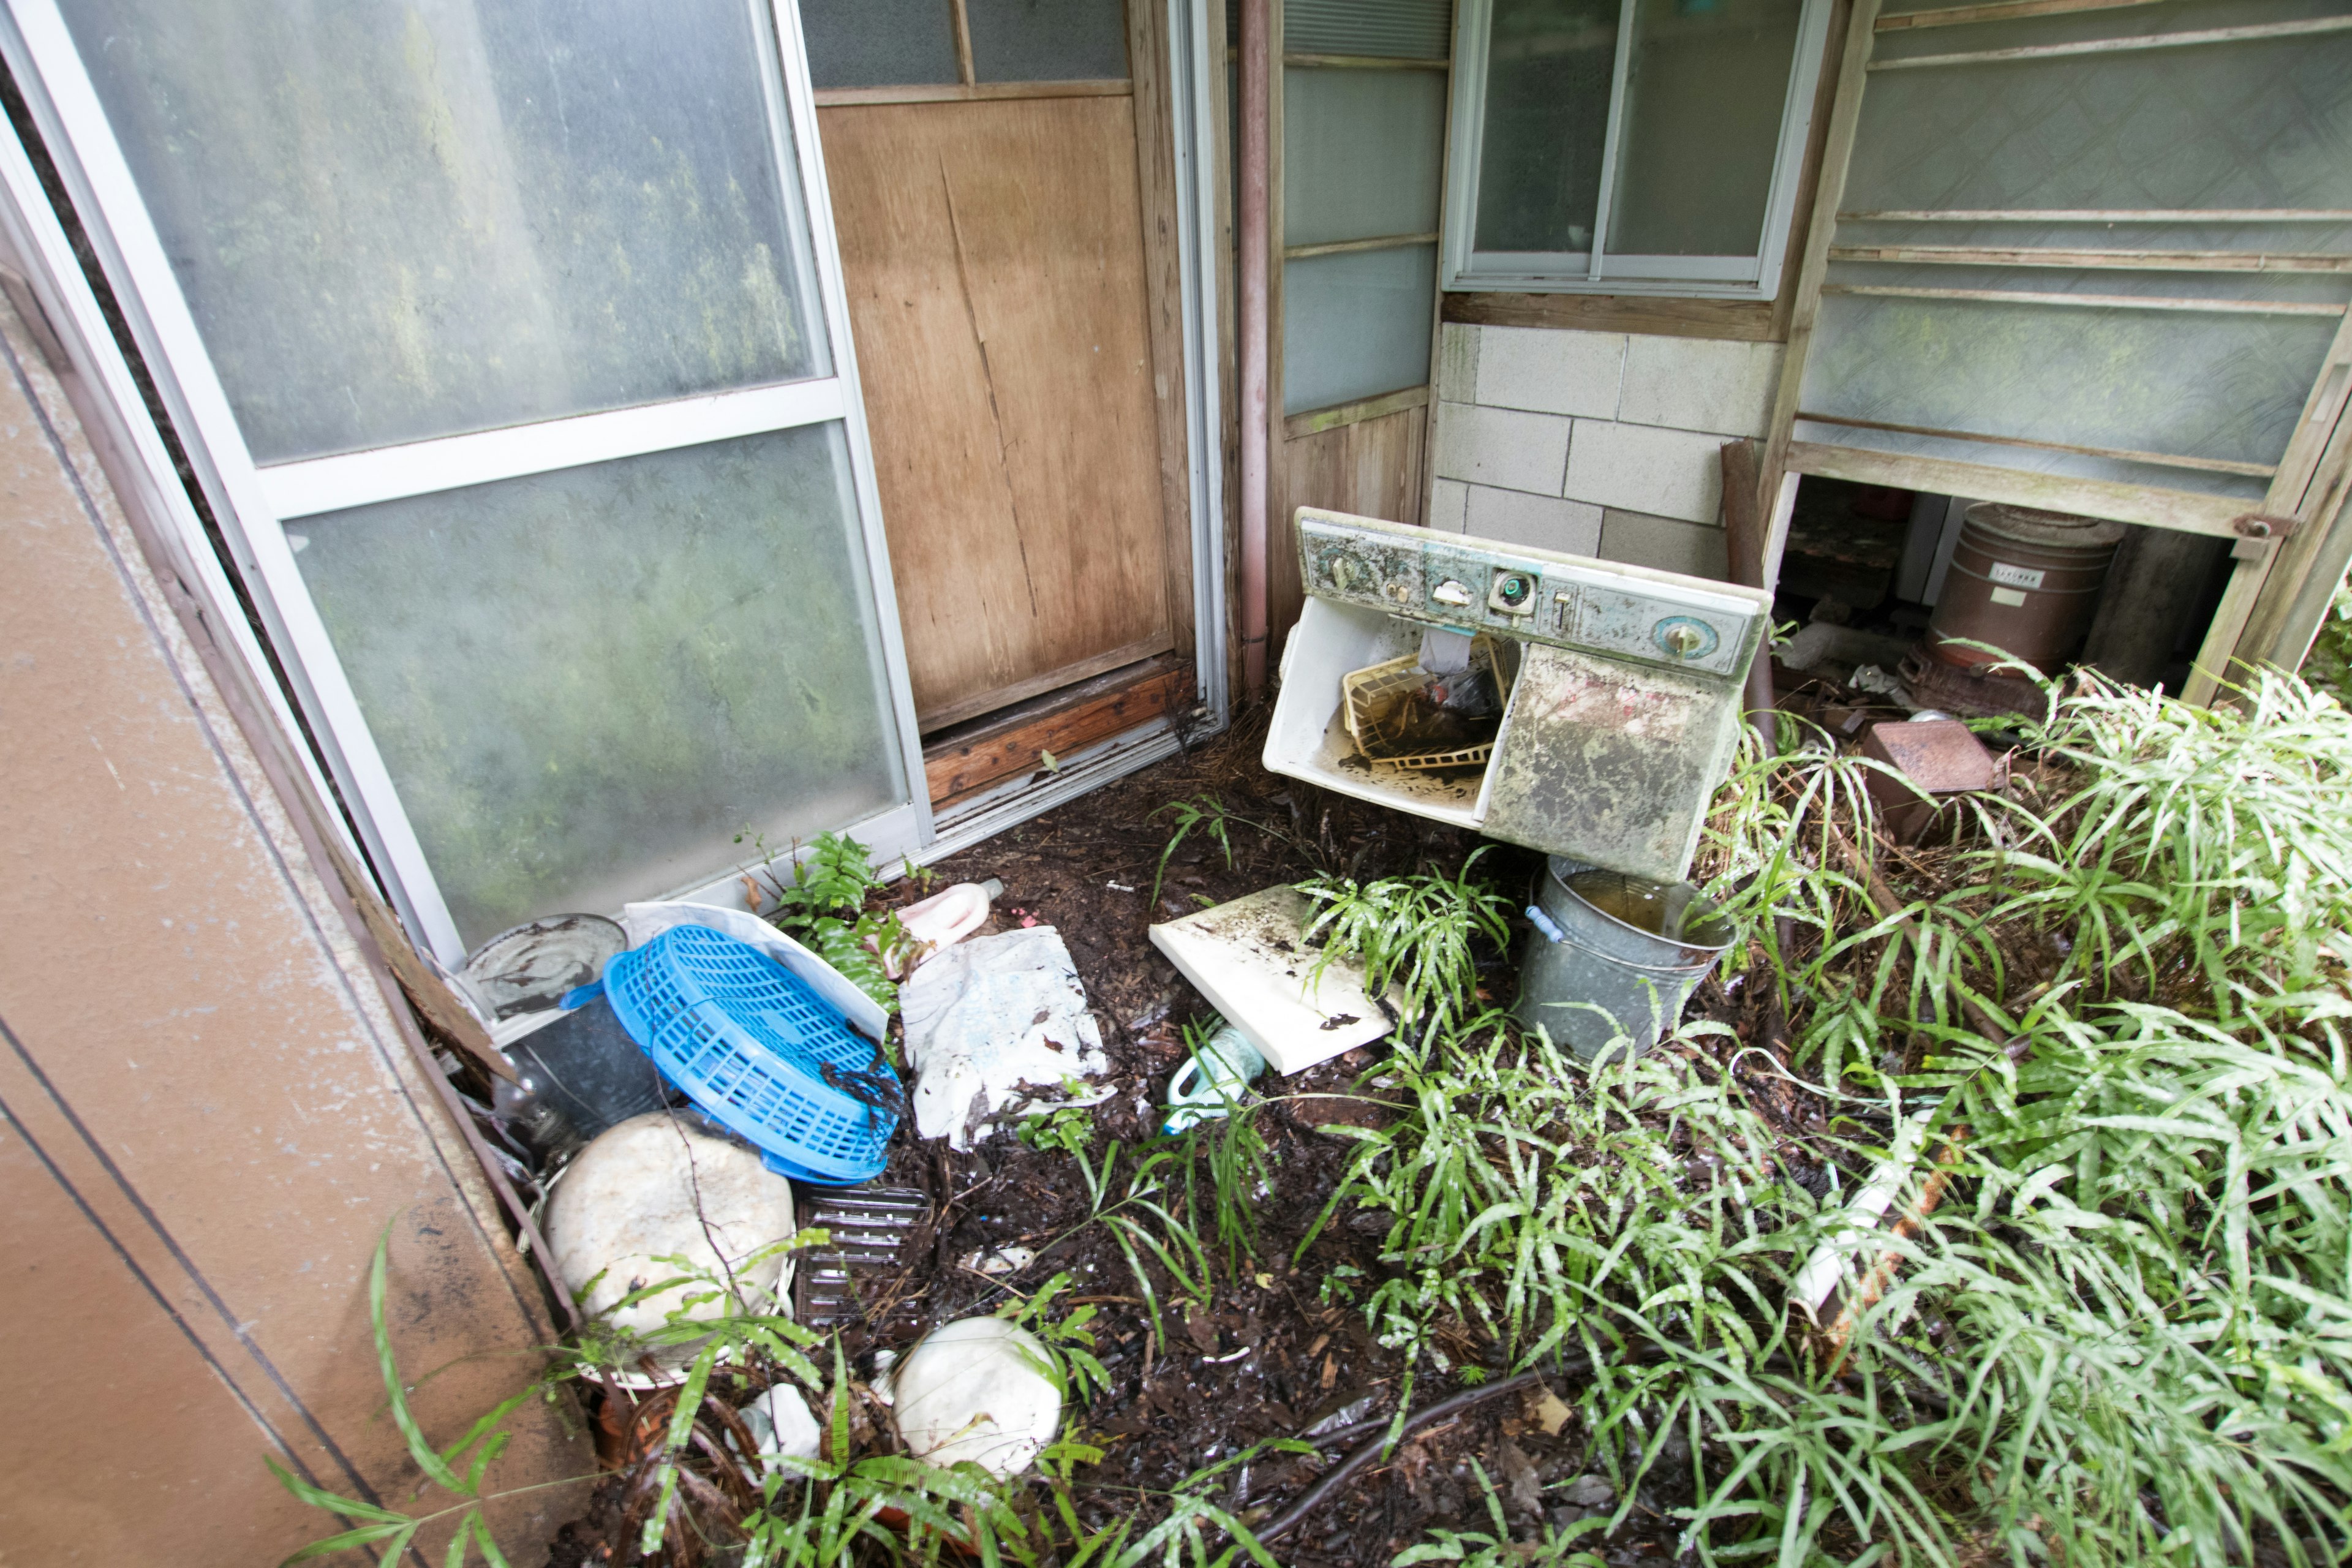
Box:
1148;794;1238;904
1016;1104;1093;1159
752;829;902;1014
1313;667;2352;1566
1297;846;1513;1040
268;1220;590;1566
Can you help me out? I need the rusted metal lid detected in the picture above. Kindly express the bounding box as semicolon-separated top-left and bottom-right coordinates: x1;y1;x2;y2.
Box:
461;913;627;1020
1961;502;2127;551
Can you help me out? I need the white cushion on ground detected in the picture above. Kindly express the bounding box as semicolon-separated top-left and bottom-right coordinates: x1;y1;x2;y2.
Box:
890;1317;1063;1477
545;1111;796;1335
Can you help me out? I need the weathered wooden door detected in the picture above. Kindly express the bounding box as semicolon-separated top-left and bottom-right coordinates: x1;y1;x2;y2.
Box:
808;0;1191;733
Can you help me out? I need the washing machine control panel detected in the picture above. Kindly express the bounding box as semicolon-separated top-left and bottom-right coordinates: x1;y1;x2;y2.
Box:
1300;509;1763;679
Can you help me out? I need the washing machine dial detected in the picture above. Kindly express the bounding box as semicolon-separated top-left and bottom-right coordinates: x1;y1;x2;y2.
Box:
1653;616;1719;661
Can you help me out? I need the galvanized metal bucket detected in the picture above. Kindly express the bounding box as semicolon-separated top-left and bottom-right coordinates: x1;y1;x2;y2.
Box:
1512;858;1736;1063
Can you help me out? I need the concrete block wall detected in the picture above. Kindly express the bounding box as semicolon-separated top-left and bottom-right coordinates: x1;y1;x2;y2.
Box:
1430;323;1785;581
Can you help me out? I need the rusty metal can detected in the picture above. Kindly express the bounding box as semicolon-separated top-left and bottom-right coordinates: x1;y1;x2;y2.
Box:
1927;503;2126;674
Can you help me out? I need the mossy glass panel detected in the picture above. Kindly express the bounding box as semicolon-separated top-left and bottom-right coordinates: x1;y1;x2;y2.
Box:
290;424;905;947
65;0;830;462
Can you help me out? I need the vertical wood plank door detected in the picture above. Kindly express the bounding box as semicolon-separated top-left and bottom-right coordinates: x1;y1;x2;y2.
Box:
820;96;1175;731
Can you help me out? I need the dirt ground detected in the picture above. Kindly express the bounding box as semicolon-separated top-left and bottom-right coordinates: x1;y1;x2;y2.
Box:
543;714;1719;1566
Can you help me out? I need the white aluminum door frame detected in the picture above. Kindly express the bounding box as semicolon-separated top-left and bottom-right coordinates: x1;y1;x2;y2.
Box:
1;0;935;965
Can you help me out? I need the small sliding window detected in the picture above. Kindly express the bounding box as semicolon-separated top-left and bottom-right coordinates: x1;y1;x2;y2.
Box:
802;0;1131;101
1280;0;1452;420
1442;0;1832;297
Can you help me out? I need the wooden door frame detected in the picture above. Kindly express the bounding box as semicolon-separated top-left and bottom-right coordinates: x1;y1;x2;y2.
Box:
892;0;1234;826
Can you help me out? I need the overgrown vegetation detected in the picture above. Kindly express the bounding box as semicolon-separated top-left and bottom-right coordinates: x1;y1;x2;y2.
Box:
1298;848;1513;1039
745;829;902;1013
1310;667;2352;1565
285;665;2352;1567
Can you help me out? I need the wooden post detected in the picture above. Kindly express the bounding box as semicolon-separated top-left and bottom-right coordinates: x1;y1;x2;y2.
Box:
1752;0;1882;588
1237;0;1271;698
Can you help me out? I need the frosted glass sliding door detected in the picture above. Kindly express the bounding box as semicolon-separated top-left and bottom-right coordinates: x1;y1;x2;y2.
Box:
6;0;926;960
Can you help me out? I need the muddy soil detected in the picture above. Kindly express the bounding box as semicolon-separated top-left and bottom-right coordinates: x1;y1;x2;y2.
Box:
545;716;1718;1567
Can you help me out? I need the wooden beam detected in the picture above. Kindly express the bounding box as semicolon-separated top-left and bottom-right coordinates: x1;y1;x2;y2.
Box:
1283;51;1447;69
1819;282;2344;317
951;0;977;85
1284;231;1439;260
1870;14;2352;70
1284;383;1429;439
2207;309;2352;696
1786;440;2249;537
1828;243;2352;274
813;80;1130;107
1755;0;1883;576
924;658;1193;805
1131;0;1198;665
1795;410;2278;479
1442;289;1782;342
1875;0;2158;29
1840;208;2352;224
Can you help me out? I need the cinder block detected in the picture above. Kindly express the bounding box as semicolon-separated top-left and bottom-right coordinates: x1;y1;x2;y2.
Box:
1618;335;1782;438
1463;485;1603;556
1599;508;1731;580
1433;401;1572;497
1472;326;1624;420
1428;477;1469;533
1562;419;1724;524
1436;323;1479;404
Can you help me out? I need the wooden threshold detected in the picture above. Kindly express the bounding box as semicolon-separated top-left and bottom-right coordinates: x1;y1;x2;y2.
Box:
813;79;1131;107
918;634;1172;734
924;654;1195;808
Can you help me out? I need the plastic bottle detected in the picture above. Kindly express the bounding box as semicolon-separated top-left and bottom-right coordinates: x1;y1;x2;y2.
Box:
886;878;1003;976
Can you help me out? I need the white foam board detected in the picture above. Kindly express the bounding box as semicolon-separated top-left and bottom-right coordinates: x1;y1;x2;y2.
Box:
1147;886;1396;1075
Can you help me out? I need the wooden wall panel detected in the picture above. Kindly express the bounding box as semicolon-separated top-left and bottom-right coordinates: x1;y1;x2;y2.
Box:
821;96;1175;730
1272;402;1428;660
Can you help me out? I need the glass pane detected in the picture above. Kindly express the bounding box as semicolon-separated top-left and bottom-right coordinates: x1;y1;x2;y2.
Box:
1800;284;2339;500
1283;244;1437;414
1284;67;1449;247
288;425;906;947
802;0;962;88
1604;0;1802;257
1286;0;1455;61
66;0;829;464
967;0;1129;81
1473;0;1618;254
1849;6;2352;216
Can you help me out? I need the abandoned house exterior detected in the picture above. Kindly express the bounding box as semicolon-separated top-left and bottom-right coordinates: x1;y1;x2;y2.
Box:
0;0;2345;1559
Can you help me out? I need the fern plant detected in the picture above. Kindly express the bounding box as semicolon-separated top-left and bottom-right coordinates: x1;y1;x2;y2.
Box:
766;831;902;1014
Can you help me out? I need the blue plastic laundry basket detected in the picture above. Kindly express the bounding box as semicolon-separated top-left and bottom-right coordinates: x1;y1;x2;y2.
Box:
589;925;898;1185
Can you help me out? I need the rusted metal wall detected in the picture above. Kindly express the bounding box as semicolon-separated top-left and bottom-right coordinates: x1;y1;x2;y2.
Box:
0;285;588;1561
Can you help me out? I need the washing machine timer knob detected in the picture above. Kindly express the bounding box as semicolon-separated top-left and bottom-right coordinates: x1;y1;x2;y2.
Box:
1431;579;1474;607
1654;616;1718;660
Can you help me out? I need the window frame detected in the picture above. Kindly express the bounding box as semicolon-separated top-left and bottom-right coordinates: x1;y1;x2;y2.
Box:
0;0;935;963
1439;0;1834;298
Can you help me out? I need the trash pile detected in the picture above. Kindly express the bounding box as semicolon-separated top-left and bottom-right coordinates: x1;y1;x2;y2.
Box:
1340;627;1512;772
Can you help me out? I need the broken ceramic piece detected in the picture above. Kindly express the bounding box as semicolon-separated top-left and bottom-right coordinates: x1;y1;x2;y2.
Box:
899;925;1110;1150
545;1111;797;1336
890;1317;1063;1477
736;1384;824;1474
1148;886;1400;1074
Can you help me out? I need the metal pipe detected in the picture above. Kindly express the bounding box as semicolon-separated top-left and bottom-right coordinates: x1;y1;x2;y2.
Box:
1237;0;1271;699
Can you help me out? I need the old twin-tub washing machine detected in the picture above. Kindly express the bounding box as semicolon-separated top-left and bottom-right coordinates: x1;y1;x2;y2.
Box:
1267;508;1771;883
1152;507;1770;1076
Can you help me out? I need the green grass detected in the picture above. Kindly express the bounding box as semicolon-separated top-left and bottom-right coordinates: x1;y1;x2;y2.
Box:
1297;846;1514;1041
1306;666;2352;1566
